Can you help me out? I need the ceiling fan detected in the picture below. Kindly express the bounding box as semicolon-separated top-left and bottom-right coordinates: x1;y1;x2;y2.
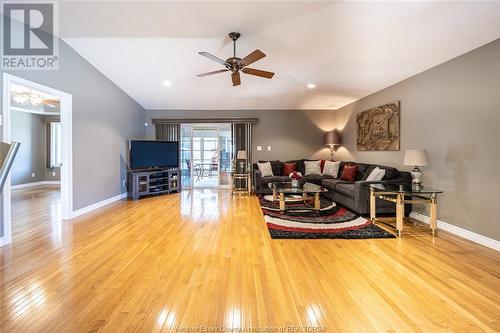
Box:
197;32;275;86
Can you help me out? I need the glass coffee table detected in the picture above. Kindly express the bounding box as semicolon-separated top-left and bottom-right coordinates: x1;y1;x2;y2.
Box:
369;183;443;237
269;182;327;213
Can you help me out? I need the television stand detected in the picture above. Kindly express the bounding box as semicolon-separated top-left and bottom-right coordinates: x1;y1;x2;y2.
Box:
127;168;181;200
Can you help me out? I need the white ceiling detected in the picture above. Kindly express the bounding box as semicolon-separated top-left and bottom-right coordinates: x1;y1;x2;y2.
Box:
61;1;500;110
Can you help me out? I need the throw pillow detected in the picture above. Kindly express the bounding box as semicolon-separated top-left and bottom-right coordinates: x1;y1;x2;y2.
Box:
365;166;386;181
320;159;326;172
323;161;341;178
258;160;283;176
340;165;358;182
257;162;274;177
304;160;322;175
283;162;297;175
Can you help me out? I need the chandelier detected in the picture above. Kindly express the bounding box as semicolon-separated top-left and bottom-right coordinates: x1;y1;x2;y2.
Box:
13;90;44;108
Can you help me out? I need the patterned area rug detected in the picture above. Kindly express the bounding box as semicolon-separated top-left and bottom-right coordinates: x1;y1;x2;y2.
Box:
259;194;395;239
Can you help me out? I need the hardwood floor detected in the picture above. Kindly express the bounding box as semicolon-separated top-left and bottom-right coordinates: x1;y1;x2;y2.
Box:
1;186;499;332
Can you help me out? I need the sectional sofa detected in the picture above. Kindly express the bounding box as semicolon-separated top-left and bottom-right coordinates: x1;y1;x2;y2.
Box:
253;160;412;215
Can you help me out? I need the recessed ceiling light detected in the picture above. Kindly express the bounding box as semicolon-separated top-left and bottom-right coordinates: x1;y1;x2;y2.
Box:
163;80;171;87
307;83;316;89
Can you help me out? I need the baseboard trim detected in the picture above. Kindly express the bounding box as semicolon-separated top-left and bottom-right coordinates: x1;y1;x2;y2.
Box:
410;212;500;252
70;193;127;219
12;181;61;190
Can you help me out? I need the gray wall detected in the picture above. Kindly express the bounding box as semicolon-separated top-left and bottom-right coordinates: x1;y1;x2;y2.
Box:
1;35;145;237
334;39;500;241
11;112;60;186
145;110;336;162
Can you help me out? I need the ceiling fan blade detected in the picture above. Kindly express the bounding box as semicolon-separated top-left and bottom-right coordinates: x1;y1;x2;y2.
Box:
231;72;241;86
239;49;266;67
196;69;229;77
242;67;275;79
198;52;229;66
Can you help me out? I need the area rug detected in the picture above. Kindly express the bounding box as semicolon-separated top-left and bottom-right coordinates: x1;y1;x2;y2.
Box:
259;194;395;239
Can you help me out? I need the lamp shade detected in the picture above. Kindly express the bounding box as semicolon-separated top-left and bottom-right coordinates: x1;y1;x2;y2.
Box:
237;150;247;159
403;149;429;166
324;130;341;146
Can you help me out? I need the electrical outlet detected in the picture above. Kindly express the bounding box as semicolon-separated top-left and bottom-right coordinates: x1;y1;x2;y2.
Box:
52;172;56;177
122;180;127;188
267;146;272;151
257;146;262;151
31;173;35;178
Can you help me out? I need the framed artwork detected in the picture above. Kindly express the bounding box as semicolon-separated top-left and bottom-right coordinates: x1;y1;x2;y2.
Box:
356;101;400;151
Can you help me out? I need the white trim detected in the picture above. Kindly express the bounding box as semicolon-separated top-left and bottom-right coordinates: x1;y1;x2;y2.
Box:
2;73;73;246
410;212;500;252
12;181;60;190
10;106;60;116
71;193;127;219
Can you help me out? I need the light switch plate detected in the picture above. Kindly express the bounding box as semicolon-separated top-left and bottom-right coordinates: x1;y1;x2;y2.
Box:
257;146;262;151
31;173;35;178
267;146;272;151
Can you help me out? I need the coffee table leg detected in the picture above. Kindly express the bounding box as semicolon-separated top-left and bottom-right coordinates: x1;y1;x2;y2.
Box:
314;193;320;212
396;193;404;237
430;195;437;236
279;193;285;212
370;188;376;222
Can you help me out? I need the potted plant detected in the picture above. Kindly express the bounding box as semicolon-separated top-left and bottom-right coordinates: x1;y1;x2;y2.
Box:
289;171;302;187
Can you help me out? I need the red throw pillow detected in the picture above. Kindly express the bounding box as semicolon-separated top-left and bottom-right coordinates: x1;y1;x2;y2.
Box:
283;162;297;175
341;165;358;182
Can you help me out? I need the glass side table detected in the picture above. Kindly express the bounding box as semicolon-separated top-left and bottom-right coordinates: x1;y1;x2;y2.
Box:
232;172;251;195
368;183;443;237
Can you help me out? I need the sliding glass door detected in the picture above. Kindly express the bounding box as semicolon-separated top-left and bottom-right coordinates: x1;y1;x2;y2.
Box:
180;123;232;188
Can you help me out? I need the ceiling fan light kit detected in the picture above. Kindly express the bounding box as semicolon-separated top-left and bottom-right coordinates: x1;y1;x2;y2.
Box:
197;32;275;86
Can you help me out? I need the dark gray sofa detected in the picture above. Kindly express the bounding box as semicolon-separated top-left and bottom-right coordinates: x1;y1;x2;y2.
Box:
253;160;412;215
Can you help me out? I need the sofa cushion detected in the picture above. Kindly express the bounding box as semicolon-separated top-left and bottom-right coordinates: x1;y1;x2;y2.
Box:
261;176;289;184
322;178;351;190
323;160;341;178
302;174;323;184
362;164;399;180
355;163;370;180
339;162;369;180
259;160;283;176
283;162;297;175
336;183;356;198
304;160;322;175
296;160;306;174
365;167;386;181
257;162;274;177
341;165;358;181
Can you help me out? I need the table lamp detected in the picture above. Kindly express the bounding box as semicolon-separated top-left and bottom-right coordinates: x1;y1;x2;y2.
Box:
403;149;429;186
324;130;341;160
236;150;247;173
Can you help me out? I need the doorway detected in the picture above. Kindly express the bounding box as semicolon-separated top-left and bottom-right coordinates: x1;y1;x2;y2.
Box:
1;74;73;246
180;123;232;188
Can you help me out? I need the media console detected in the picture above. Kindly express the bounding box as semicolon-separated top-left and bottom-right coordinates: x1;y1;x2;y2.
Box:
127;168;181;200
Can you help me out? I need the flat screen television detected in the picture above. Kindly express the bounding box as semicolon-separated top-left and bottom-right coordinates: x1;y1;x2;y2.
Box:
129;140;179;170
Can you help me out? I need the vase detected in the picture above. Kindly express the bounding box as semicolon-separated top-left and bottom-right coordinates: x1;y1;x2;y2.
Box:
291;179;299;187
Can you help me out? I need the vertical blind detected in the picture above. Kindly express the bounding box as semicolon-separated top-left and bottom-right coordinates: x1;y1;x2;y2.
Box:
231;123;254;167
155;123;181;141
